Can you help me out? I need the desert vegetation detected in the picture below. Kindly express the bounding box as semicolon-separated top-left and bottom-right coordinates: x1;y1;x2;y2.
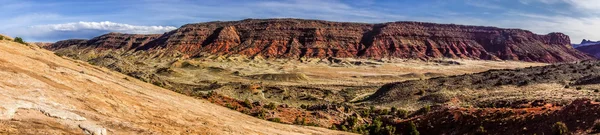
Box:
13;37;26;45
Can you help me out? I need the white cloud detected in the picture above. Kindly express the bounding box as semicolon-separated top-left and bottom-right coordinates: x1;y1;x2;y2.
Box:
5;21;177;42
30;21;177;34
563;0;600;11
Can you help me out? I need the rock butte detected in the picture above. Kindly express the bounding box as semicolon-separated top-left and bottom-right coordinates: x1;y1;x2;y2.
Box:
47;18;593;63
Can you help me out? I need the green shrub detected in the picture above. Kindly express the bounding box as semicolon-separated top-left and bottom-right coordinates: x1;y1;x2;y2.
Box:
243;99;253;109
306;122;319;126
294;117;307;125
206;91;215;97
416;89;425;95
0;36;4;40
592;122;600;133
346;116;359;127
475;126;486;135
341;125;348;131
255;109;267;119
13;37;26;44
354;125;368;134
368;118;383;135
264;102;277;110
268;117;282;123
552;122;568;135
383;125;396;135
54;52;64;57
225;103;236;110
300;104;308;109
416;105;431;114
380;109;390;115
357;109;367;116
405;121;419;135
397;109;409;118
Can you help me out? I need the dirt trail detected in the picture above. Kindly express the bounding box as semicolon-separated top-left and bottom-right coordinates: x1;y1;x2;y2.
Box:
0;40;351;134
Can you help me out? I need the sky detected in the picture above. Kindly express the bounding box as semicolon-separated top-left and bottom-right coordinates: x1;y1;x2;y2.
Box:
1;0;599;43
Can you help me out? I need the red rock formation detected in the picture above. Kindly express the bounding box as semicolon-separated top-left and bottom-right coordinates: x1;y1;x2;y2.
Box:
50;33;161;51
48;19;594;63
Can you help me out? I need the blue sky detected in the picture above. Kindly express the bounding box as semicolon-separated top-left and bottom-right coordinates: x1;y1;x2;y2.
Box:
1;0;599;43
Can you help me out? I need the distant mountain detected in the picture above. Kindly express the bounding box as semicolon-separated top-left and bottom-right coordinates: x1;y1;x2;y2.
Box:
573;39;600;48
47;18;593;63
574;39;600;58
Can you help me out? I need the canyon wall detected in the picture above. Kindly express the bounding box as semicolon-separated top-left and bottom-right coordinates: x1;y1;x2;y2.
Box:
48;19;593;63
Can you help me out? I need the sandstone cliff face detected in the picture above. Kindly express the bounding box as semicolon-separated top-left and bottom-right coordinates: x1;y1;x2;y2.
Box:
48;19;593;63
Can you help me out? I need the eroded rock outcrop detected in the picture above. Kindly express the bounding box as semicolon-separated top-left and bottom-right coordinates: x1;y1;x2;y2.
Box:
47;19;593;63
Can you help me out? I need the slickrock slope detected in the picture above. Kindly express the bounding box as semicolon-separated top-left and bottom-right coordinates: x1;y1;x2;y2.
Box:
0;38;349;134
48;19;593;63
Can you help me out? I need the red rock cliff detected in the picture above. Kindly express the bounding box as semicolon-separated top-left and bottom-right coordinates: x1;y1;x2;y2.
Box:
48;19;594;63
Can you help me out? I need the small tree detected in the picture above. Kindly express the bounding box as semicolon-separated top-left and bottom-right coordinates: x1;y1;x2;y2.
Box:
14;37;26;44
